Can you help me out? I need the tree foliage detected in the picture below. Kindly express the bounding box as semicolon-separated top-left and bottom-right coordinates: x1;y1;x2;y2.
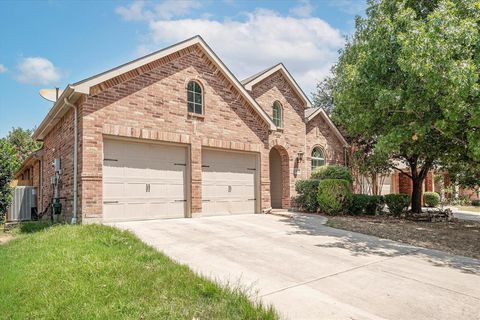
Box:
5;127;42;164
311;65;337;115
447;159;480;196
0;139;20;215
333;0;480;212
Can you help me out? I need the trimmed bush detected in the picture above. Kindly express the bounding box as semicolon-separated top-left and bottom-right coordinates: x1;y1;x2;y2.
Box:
295;180;320;212
350;194;371;215
385;194;410;215
365;195;385;215
311;165;352;184
349;194;385;215
317;179;352;215
471;199;480;207
423;192;440;207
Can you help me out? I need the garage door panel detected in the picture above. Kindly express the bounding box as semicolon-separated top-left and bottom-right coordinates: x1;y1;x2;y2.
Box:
149;180;185;199
202;149;257;215
103;139;186;221
103;182;124;199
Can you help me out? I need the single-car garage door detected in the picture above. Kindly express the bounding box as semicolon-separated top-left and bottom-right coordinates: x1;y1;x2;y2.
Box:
202;149;258;215
103;139;187;221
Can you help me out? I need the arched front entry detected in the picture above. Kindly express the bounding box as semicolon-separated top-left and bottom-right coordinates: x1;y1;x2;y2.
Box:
269;146;290;209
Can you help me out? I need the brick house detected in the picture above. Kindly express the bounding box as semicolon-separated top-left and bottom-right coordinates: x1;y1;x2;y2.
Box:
19;35;348;223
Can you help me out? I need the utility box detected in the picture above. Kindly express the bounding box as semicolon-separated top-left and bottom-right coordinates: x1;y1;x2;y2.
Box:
6;186;36;221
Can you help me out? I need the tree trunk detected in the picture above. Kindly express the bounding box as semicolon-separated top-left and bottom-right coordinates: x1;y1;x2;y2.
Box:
411;177;423;213
372;173;379;195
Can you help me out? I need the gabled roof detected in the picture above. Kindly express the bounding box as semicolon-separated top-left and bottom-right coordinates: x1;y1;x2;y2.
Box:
242;63;348;146
34;35;276;139
305;107;348;146
71;35;275;130
242;63;313;108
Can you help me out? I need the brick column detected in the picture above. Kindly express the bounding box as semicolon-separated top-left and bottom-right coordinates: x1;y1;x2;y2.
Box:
425;171;433;192
260;147;271;212
190;138;202;215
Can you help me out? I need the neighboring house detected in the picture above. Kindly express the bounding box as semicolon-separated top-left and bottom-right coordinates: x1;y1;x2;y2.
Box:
356;170;479;202
16;35;348;223
13;150;42;188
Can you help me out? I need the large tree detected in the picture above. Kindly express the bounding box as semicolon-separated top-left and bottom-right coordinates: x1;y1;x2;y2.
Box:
5;127;42;163
333;0;480;213
311;65;337;115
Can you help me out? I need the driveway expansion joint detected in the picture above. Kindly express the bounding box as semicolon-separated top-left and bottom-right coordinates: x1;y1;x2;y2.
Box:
261;248;422;297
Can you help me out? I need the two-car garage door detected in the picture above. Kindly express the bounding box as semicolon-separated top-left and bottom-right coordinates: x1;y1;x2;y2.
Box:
202;149;257;215
103;139;187;221
103;139;258;221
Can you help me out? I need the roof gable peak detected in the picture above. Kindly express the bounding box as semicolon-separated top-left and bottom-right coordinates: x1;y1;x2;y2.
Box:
242;63;312;108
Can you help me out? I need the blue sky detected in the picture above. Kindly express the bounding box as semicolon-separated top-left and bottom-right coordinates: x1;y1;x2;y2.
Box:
0;0;366;137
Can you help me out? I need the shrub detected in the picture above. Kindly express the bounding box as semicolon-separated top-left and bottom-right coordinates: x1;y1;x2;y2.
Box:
385;194;410;215
350;194;371;215
349;194;385;215
471;199;480;207
365;195;385;215
311;165;352;184
317;179;352;215
423;192;440;207
295;180;320;212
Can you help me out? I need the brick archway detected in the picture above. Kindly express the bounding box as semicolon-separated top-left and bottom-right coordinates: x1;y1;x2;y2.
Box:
269;145;290;209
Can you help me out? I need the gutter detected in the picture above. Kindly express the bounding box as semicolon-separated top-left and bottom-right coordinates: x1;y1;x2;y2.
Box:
63;97;79;225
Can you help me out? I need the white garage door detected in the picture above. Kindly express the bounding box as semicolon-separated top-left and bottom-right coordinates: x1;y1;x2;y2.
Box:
103;139;187;221
202;149;257;215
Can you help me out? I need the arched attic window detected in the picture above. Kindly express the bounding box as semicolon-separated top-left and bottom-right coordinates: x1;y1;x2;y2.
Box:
272;101;282;127
311;147;326;171
187;80;203;114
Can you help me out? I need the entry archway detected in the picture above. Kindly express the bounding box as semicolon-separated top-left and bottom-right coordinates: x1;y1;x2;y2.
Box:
269;146;290;209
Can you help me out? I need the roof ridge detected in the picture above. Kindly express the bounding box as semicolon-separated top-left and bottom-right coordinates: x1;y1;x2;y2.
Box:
240;63;282;85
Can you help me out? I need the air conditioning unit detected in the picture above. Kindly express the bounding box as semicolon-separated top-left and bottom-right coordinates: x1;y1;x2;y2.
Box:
6;186;37;222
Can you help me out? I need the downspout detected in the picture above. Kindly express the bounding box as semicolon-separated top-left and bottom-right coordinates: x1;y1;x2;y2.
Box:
64;97;78;224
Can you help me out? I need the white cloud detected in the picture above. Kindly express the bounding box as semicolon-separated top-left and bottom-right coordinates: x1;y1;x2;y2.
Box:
290;0;314;18
121;8;344;95
15;57;61;85
116;0;149;21
327;0;367;16
116;0;201;21
0;64;7;73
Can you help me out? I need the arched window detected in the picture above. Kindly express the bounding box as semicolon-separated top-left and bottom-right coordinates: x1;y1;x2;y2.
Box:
187;80;203;114
311;147;326;171
272;101;282;127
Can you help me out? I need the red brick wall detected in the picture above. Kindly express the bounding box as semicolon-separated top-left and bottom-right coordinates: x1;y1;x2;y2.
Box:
425;172;433;192
39;108;78;221
38;44;348;221
249;70;307;207
80;44;270;219
398;172;412;194
306;115;345;176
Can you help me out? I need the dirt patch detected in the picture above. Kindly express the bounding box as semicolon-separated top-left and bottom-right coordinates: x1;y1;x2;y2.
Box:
0;231;14;245
326;215;480;260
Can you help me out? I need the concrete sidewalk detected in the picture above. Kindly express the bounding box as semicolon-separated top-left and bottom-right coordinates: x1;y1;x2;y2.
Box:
449;207;480;222
111;214;480;320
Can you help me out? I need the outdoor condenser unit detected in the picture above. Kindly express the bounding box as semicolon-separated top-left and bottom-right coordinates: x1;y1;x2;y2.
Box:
6;186;37;222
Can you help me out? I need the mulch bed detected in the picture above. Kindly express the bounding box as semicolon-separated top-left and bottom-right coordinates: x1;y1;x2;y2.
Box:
325;215;480;260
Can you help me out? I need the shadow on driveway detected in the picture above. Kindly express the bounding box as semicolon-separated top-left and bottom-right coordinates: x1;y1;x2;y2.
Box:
279;214;480;275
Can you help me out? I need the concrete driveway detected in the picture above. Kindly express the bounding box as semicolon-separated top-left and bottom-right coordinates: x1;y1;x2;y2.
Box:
111;214;480;320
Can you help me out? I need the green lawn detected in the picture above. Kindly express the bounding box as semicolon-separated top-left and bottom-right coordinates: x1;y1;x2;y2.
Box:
0;223;277;320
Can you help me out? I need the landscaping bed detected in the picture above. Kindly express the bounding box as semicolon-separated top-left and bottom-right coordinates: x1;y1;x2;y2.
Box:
0;223;277;319
326;215;480;259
